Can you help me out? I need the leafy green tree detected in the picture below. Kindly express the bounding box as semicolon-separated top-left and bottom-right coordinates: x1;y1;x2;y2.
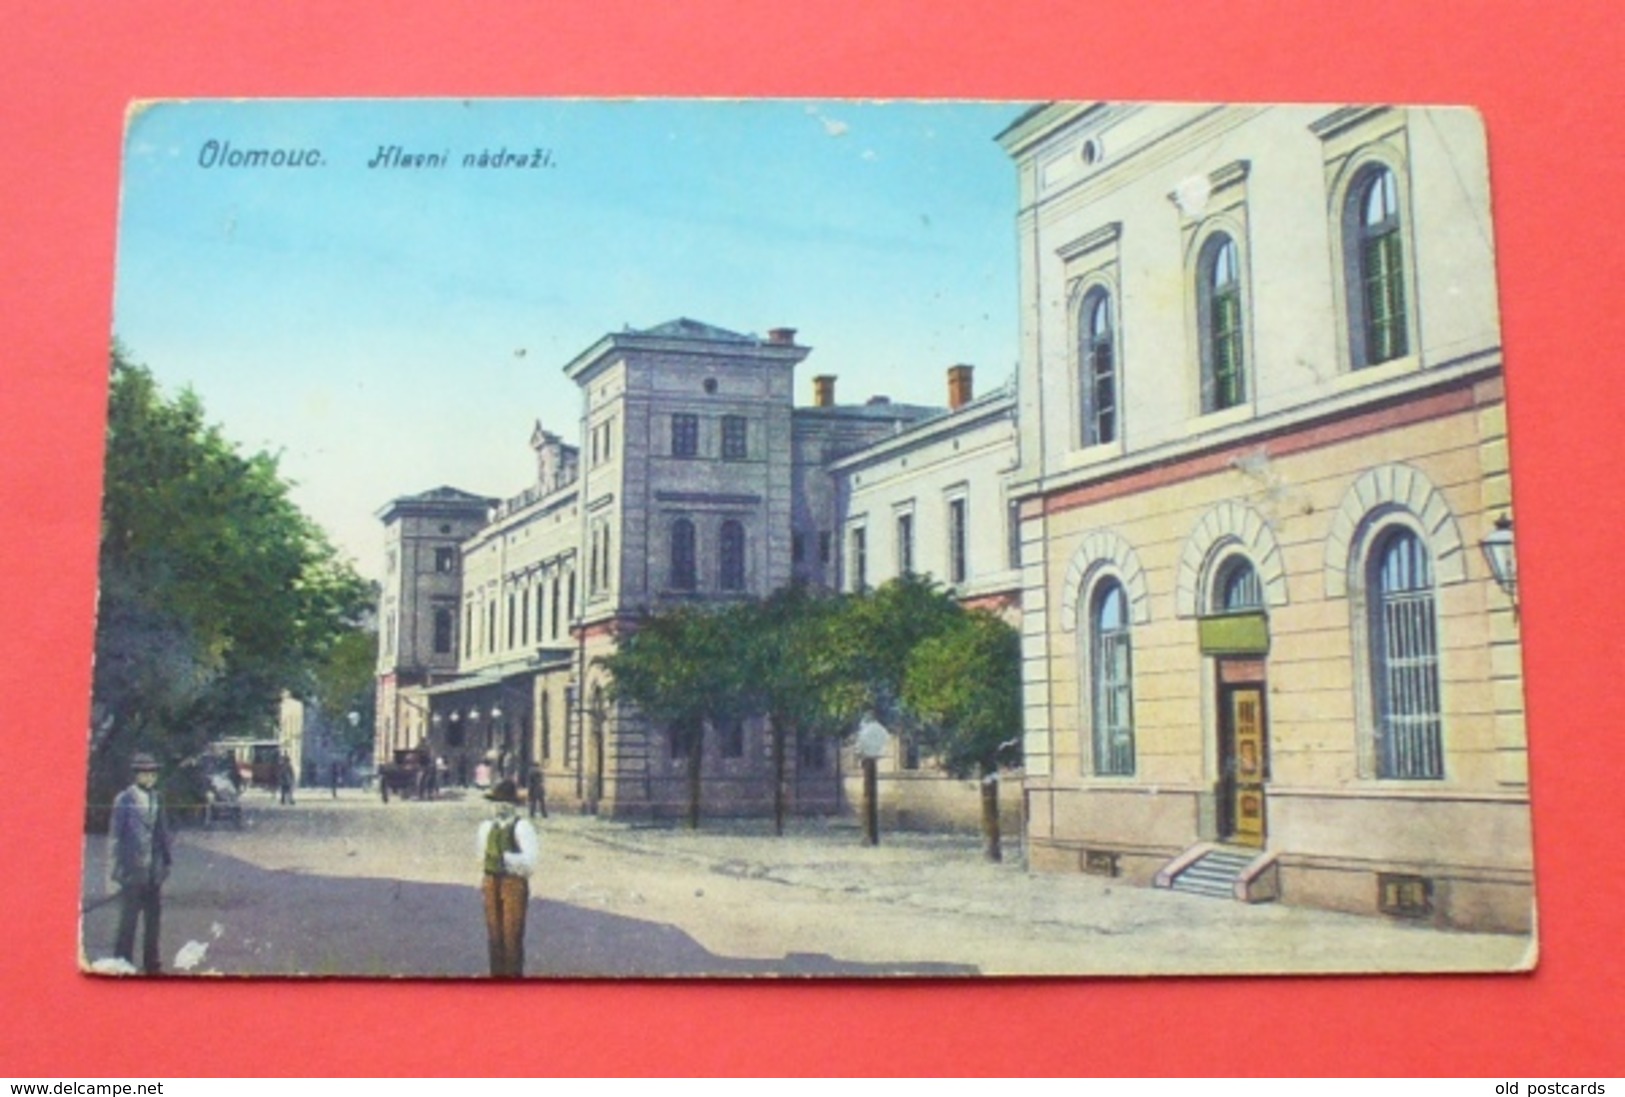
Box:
737;584;861;834
903;609;1024;861
312;619;381;761
89;346;371;821
599;604;752;828
825;573;966;755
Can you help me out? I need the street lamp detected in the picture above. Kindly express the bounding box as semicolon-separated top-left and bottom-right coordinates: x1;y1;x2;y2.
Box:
1480;514;1517;609
854;714;891;847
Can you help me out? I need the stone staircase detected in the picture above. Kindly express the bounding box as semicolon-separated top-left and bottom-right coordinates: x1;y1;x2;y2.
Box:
1155;844;1279;903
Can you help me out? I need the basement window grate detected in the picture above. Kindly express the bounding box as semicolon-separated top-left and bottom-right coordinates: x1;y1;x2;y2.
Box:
1082;849;1120;877
1377;873;1434;917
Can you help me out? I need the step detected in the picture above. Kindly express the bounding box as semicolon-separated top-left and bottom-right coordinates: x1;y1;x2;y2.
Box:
1168;849;1258;899
1170;877;1235;898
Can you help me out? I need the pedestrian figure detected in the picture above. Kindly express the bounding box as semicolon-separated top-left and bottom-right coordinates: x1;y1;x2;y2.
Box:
526;763;546;819
277;753;295;805
111;752;172;974
329;760;340;799
477;779;538;978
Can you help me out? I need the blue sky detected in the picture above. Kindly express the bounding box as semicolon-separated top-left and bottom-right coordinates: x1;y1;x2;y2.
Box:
113;99;1027;579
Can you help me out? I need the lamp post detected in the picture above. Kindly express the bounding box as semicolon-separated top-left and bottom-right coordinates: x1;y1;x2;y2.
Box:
1480;514;1518;614
855;715;891;847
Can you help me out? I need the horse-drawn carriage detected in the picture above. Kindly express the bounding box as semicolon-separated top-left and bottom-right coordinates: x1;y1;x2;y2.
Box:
378;748;437;801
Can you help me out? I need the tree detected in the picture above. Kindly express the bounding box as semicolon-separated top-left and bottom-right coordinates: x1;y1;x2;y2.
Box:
89;346;371;821
737;584;860;835
902;609;1024;861
599;605;751;828
311;618;381;761
825;573;966;754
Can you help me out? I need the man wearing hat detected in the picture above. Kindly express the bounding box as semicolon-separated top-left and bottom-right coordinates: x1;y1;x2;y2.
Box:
111;752;173;974
476;778;538;977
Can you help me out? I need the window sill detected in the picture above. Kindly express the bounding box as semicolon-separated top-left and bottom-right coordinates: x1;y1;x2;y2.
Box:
1336;352;1420;392
1185;402;1254;436
1060;437;1124;474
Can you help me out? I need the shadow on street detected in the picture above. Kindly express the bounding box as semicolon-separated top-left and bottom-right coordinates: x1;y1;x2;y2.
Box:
81;840;978;979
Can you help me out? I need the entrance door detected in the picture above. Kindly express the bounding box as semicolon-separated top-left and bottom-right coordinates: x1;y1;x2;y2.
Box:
1219;684;1268;848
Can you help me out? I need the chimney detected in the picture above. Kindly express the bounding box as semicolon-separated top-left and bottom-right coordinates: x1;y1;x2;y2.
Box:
947;364;975;411
813;374;836;408
768;327;797;346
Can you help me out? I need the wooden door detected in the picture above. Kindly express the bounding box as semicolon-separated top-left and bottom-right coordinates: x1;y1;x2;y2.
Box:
1228;687;1267;847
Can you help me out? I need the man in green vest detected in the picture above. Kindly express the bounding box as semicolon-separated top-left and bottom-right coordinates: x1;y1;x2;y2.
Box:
477;778;539;977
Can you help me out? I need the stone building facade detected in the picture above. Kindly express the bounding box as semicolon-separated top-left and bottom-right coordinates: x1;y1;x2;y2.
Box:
997;104;1530;930
375;103;1532;930
375;319;1011;822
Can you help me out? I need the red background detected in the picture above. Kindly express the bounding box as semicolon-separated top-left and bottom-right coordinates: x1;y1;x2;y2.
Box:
2;0;1620;1077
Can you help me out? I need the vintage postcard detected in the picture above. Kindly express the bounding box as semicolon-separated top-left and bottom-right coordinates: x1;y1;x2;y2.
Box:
81;99;1534;978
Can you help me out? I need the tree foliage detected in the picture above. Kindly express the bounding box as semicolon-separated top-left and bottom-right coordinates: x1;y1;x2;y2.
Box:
903;610;1023;778
312;619;381;759
89;346;371;818
825;573;965;725
734;584;859;833
903;609;1024;860
598;575;1018;839
599;604;754;827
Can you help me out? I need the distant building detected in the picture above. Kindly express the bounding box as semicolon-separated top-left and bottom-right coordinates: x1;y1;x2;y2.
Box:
374;319;1014;822
997;104;1529;930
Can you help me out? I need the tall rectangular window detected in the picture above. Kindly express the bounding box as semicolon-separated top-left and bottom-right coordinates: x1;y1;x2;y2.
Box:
722;415;747;460
719;520;746;591
896;512;914;576
947;496;968;584
435;547;457;573
672;413;699;457
507;594;516;649
487;599;496;653
1007;499;1023;569
850;527;867;592
671;518;698;590
464;605;473;657
434;607;454;654
550;576;561;639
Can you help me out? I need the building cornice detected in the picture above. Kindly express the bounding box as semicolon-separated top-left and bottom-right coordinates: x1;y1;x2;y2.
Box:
562;330;812;385
1015;351;1502;510
828;389;1017;473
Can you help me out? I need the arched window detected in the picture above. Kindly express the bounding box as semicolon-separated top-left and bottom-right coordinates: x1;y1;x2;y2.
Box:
1213;556;1263;613
1198;233;1245;412
1080;288;1117;446
1368;527;1443;779
670;518;697;591
1348;166;1408;367
719;520;746;591
1091;578;1136;776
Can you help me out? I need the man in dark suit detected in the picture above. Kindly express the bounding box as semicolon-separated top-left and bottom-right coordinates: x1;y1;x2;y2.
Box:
111;752;173;974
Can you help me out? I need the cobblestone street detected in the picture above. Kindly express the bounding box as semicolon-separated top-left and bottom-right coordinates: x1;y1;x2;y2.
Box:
80;791;1533;978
